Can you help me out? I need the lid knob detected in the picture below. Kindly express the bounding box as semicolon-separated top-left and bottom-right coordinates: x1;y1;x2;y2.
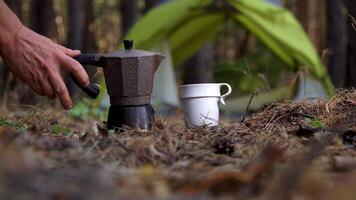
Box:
123;40;133;50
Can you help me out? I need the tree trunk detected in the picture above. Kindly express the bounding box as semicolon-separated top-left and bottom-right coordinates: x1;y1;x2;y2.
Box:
30;0;54;37
181;0;213;85
68;0;86;50
345;0;356;87
67;0;97;96
82;0;96;53
297;0;326;52
67;0;86;96
67;0;96;52
120;0;140;36
326;0;346;87
183;43;214;84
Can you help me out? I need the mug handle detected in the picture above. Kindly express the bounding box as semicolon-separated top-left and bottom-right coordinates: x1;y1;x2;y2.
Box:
219;83;232;105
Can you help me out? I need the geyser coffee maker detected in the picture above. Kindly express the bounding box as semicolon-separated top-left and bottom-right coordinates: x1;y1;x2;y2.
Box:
71;40;165;130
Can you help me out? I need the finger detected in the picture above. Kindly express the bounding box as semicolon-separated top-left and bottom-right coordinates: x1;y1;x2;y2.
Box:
40;79;55;99
55;44;81;57
48;71;72;110
60;54;89;87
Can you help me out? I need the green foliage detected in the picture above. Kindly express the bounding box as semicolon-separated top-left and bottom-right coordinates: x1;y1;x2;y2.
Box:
214;42;290;95
69;101;90;121
51;124;72;136
0;118;6;126
69;98;108;121
239;75;265;93
305;118;325;129
0;118;27;132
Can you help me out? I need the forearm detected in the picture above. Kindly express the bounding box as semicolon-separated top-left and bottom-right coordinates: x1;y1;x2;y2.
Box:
0;0;23;50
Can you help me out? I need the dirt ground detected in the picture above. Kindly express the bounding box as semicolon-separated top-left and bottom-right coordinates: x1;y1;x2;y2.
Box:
0;90;355;200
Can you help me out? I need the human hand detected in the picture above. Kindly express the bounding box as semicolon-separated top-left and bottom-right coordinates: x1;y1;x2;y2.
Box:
0;25;89;109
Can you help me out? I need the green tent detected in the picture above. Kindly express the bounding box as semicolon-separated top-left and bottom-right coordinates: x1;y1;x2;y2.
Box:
125;0;334;96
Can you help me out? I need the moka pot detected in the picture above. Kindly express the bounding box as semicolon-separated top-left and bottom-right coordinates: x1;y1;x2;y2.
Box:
70;40;165;130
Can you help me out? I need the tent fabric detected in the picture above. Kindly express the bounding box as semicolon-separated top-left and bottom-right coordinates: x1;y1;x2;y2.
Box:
124;0;334;97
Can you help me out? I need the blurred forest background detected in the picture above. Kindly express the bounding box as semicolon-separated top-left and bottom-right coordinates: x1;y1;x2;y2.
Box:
0;0;356;114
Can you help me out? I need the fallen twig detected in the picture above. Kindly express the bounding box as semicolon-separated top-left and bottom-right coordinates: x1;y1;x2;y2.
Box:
241;91;256;123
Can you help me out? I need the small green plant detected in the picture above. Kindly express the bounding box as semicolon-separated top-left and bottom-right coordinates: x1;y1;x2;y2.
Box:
0;118;6;126
69;98;108;121
305;118;325;129
0;117;27;132
69;101;90;120
51;124;72;136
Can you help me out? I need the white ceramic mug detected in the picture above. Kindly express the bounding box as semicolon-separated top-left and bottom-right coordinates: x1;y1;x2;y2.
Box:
179;83;232;127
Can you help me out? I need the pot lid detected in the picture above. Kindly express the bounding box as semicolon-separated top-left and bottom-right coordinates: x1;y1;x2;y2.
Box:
104;40;162;58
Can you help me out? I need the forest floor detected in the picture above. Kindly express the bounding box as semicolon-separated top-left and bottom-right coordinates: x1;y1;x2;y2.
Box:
0;90;355;200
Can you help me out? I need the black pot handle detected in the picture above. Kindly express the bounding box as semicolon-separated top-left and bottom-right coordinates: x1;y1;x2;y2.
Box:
70;54;104;99
70;74;100;99
73;54;105;66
